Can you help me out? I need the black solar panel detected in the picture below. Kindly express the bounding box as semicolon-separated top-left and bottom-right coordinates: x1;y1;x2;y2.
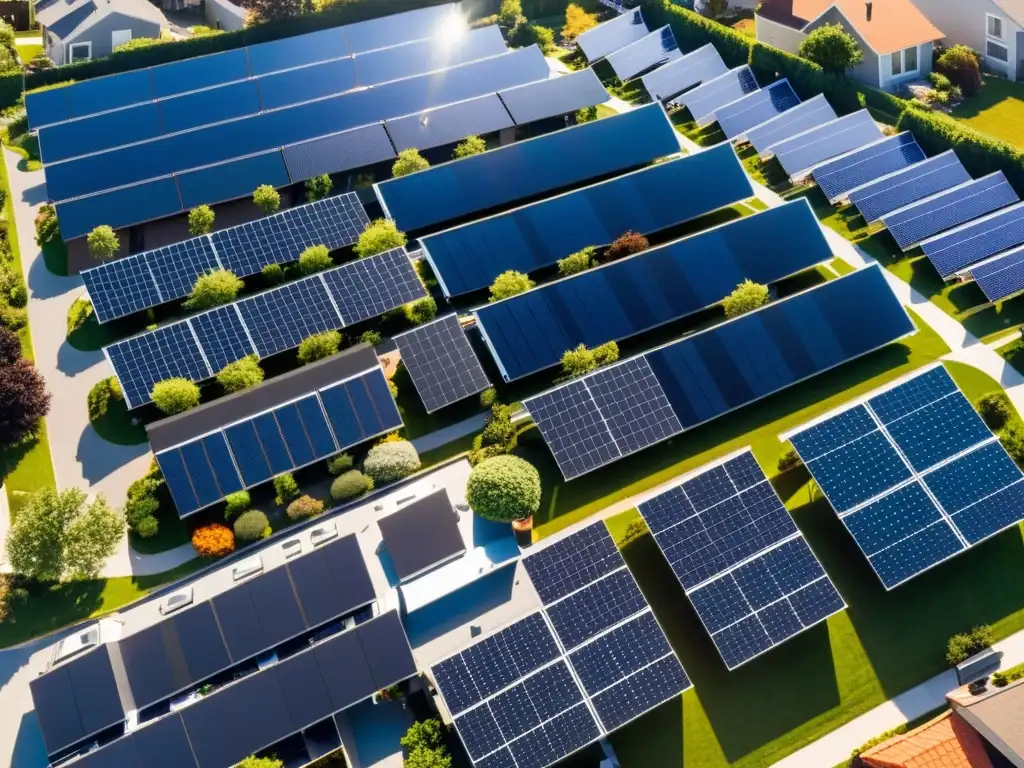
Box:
129;714;199;768
356;610;418;688
312;625;378;710
273;650;336;728
118;626;188;709
172;602;231;683
248;566;306;644
522;522;621;604
287;534;375;628
393;315;490;413
211;585;268;662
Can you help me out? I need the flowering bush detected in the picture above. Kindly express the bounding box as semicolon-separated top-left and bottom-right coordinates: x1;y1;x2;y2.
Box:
192;523;235;558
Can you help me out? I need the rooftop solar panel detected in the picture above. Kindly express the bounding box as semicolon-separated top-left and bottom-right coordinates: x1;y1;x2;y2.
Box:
745;93;836;157
384;93;515;152
343;2;462;54
475;199;831;381
675;65;759;125
811;133;926;203
786;365;1024;589
920;199;1024;278
247;26;349;76
40;102;163;164
638;450;845;669
968;244;1024;303
421;144;752;297
151;48;251;98
715;79;801;141
282;122;397;184
605;26;681;81
576;7;648;62
375;102;680;232
498;68;609;125
56;176;185;242
847;150;969;224
176;150;291;209
641;43;727;102
768;109;883;179
288;533;376;626
355;23;507;86
377;488;464;580
393;315;491;412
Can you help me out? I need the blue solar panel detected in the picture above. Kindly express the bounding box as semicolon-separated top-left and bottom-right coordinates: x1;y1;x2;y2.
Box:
883;395;993;472
66;68;154;120
177;150;291;209
498;68;608;125
507;703;602;768
676;65;759;125
812;132;925;202
24;86;72;132
745;94;836;157
375;102;680;232
82;255;163;324
40;103;162;164
848;150;970;224
258;57;360;110
769;110;882;178
247;27;349;76
237;276;341;358
475;199;830;380
544;569;648;650
384;94;515;153
159;79;264;134
641;43;727;102
590;654;689;731
55;177;185;242
522;521;621;603
715;79;801;141
568;612;673;695
188;306;255;374
576;7;648;62
971;244;1024;303
282;123;397;183
342;2;461;54
107;323;210;409
921;200;1024;278
882;172;1019;252
151;48;250;98
321;248;426;326
424;144;753;297
605;26;681;81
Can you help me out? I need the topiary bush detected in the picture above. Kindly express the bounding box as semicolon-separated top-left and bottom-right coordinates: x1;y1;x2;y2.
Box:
489;270;534;302
363;440;421;484
224;490;251;519
192;523;235;558
262;263;285;286
466;455;541;522
404;296;437;325
253;184;281;214
354;219;407;258
360;330;382;346
326;453;354;475
87;376;122;422
87;225;119;261
977;391;1013;431
188;204;215;236
184;268;243;311
298;330;342;364
274;473;300;505
392;148;430;177
557;247;596;277
216;355;264;394
297;244;333;275
287;494;324;520
233;510;270;542
330;470;374;501
453;135;486;159
151;378;200;415
723;280;770;318
305;173;333;202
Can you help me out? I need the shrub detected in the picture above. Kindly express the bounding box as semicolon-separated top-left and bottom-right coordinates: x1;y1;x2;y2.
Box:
326;453;354;475
87;376;122;422
562;3;597;41
561;344;596;378
575;105;598;123
946;625;994;665
469;403;518;466
305;173;333;202
1001;421;1024;467
618;518;649;547
237;758;283;768
605;231;649;262
67;297;94;336
274;473;300;506
216;355;264;393
557;246;596;276
405;747;451;768
191;523;234;558
489;270;534;302
454;135;487;159
8;282;25;309
35;204;60;246
936;45;981;97
151;378;200;415
0;326;18;366
187;205;215;236
929;72;952;92
124;460;165;537
498;0;522;27
287;494;324;520
360;329;382;346
330;470;374;501
404;296;437;325
253;184;281;215
977;391;1013;430
592;341;618;367
261;263;285;286
508;22;555;53
298;244;333;275
354;219;407;258
401;719;445;752
467;455;541;522
184;268;243;311
392;149;429;177
298;330;342;364
114;37;167;53
723;280;769;318
233;510;270;541
224;490;251;519
479;386;497;408
992;661;1024;688
87;225;119;261
797;23;863;72
778;447;803;472
363;440;421;484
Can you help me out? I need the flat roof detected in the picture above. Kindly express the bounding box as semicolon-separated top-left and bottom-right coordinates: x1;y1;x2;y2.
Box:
378;488;465;581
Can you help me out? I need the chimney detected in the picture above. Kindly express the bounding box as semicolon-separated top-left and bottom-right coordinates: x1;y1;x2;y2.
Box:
866;0;872;21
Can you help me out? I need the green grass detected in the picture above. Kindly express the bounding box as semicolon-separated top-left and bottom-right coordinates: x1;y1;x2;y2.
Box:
90;391;148;445
16;42;42;62
128;515;191;554
951;75;1024;149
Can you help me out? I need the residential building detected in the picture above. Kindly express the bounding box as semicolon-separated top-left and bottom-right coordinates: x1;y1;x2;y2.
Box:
34;0;167;65
913;0;1024;81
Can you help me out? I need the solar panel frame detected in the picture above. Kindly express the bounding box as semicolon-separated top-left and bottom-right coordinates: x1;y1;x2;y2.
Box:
605;25;682;81
745;93;836;157
768;109;883;179
811;132;926;203
392;315;491;412
969;244;1024;303
641;43;727;103
847;150;970;224
715;79;801;142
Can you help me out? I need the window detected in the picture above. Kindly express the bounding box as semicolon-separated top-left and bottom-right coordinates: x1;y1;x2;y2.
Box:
988;40;1010;62
905;45;918;72
987;13;1009;65
890;46;919;77
988;14;1004;40
68;41;90;61
891;50;902;76
111;29;131;47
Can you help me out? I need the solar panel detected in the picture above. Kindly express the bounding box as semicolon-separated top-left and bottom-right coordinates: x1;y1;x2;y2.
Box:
605;26;681;81
498;68;609;125
768;109;883;179
969;244;1024;302
375;102;680;233
715;79;801;142
322;247;426;325
422;144;752;297
787;365;1024;589
919;200;1024;278
745;94;836;157
576;7;648;62
177;150;291;209
675;65;759;125
475;199;831;381
526;266;914;480
40;102;163;164
811;132;925;202
343;2;462;54
354;24;507;87
384;93;515;153
392;315;490;412
641;43;727;102
55;176;185;242
283;122;397;183
106;322;211;409
638;450;845;668
847;150;970;224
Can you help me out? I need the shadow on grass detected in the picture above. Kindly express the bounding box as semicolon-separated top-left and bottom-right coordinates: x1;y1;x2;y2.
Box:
0;434;40;486
128;513;190;555
90;395;147;445
66;313;126;352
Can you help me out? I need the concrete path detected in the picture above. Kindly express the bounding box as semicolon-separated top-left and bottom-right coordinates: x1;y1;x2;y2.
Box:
410;412;488;454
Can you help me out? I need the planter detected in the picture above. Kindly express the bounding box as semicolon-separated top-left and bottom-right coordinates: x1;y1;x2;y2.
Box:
511;515;533;532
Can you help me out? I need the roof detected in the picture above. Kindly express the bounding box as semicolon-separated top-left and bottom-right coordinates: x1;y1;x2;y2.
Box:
40;0;166;41
993;0;1024;24
859;711;994;768
757;0;943;53
377;488;465;581
955;679;1024;764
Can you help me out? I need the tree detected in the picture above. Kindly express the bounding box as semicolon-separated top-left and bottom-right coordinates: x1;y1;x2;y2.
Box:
723;280;770;318
575;105;598;124
557;246;596;276
561;344;596;378
224;490;251;518
404;296;437;325
187;205;215;236
562;3;598;41
247;0;303;24
592;340;619;367
184;268;243;311
508;22;555;53
273;473;300;505
151;378;200;415
489;270;534;302
298;330;342;364
87;225;119;261
297;244;333;275
305;173;333;202
262;263;285;286
0;326;20;366
402;719;446;752
253;184;281;215
363;441;421;484
937;45;982;97
698;0;728;20
453;135;487;159
467;455;541;522
354;219;407;258
5;488;124;582
605;231;649;262
798;23;864;72
216;355;264;393
360;330;382;346
392;149;430;178
405;748;452;768
0;358;50;450
946;625;994;665
498;0;523;27
977;392;1014;431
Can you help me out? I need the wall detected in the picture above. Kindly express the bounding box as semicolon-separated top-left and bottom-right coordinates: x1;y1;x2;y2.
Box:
754;13;805;55
66;13;163;60
204;0;246;33
911;0;989;52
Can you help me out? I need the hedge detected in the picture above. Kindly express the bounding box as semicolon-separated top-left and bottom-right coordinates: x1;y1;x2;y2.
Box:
641;0;751;68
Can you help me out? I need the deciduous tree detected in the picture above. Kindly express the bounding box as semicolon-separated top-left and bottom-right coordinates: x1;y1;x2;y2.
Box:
87;225;119;261
0;357;50;449
798;23;864;72
187;204;215;236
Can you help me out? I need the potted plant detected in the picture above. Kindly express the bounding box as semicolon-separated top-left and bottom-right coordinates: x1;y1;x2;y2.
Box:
466;455;542;532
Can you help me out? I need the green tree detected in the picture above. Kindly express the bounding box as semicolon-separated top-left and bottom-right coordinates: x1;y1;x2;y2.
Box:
723;280;770;318
405;748;452;768
187;205;215;236
5;488;124;582
563;3;598;41
946;625;994;665
977;391;1014;430
184;268;243;311
392;149;430;178
498;0;523;27
297;244;333;275
561;344;596;378
557;246;596;276
508;22;555;53
298;330;342;364
401;719;446;752
261;263;285;286
798;23;864;72
404;296;437;325
575;105;598;123
216;355;264;393
592;340;619;367
305;173;333;202
354;219;407;258
151;378;201;415
87;225;119;261
936;45;982;97
237;758;283;768
489;270;534;302
246;0;303;23
253;184;281;215
273;473;300;506
360;330;382;346
453;135;487;159
466;455;541;522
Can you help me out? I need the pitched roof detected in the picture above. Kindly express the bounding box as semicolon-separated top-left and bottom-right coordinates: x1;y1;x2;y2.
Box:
40;0;166;40
859;711;994;768
758;0;944;54
46;0;95;38
992;0;1024;24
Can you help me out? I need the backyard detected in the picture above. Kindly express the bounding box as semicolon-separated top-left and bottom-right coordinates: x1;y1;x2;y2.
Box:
952;75;1024;150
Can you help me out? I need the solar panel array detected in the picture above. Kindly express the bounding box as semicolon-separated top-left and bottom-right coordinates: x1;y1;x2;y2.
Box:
393;315;491;413
576;7;648;62
638;450;845;669
920;200;1024;279
969;245;1024;302
524;266;914;480
106;248;425;408
475;200;832;381
745;94;836;157
675;65;760;125
421;144;752;297
605;26;681;81
641;43;727;103
498;68;609;126
847;150;970;224
811;132;925;203
433;522;690;768
788;365;1024;589
768;110;883;179
716;79;800;141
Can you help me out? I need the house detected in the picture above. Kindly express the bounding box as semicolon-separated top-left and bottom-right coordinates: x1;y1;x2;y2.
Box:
35;0;167;65
912;0;1024;81
755;0;945;91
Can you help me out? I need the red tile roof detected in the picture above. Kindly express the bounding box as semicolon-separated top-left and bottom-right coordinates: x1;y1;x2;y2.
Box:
859;711;994;768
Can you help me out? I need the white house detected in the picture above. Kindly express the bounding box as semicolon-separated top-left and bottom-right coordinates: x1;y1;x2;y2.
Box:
35;0;168;65
912;0;1024;81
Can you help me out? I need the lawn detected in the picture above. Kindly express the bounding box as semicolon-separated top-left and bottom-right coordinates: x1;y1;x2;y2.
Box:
951;75;1024;150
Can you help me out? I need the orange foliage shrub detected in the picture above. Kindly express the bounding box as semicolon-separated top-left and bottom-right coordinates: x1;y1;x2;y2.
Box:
191;523;235;558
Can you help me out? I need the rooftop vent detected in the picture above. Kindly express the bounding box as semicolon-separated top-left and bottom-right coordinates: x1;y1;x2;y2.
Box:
310;522;338;547
232;555;264;582
53;626;100;663
282;539;303;560
159;586;194;615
